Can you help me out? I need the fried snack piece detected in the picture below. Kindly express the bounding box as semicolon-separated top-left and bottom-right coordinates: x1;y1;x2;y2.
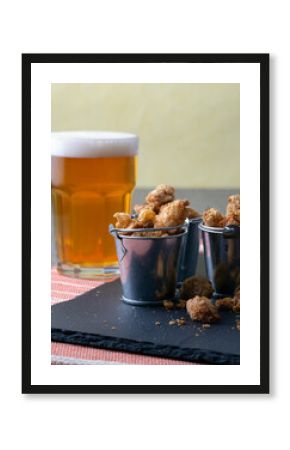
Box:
233;300;240;313
145;184;175;212
215;297;235;310
133;203;147;214
133;203;154;215
233;286;240;312
234;285;240;301
215;288;240;312
224;213;240;226
217;218;227;227
154;199;189;228
113;213;143;236
203;208;225;227
179;275;214;300
114;208;156;236
185;207;200;219
226;194;240;217
186;296;220;323
113;213;134;229
136;207;156;227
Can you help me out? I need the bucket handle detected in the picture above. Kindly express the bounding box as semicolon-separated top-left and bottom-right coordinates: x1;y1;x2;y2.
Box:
109;224;128;261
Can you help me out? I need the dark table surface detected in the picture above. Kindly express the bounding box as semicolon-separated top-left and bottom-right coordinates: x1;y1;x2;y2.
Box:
51;188;239;266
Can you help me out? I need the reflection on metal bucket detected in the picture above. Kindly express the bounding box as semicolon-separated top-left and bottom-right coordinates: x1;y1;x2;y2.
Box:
199;224;240;299
109;225;187;306
177;217;202;283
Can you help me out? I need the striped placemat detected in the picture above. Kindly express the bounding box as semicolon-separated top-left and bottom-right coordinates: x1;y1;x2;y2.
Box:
51;268;196;365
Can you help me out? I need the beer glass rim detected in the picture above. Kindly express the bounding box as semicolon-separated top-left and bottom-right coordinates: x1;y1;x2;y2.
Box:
51;130;138;158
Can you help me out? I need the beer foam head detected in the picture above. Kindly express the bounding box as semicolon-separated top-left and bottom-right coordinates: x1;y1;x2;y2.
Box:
51;131;138;158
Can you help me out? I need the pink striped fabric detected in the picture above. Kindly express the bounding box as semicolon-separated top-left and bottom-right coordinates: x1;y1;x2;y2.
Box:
51;268;197;365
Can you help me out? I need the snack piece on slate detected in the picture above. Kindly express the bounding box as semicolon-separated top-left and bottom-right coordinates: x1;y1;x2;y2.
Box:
180;275;214;300
215;288;240;313
186;296;220;323
215;297;235;310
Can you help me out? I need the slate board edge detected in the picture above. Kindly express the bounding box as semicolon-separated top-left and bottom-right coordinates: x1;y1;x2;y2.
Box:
51;328;240;365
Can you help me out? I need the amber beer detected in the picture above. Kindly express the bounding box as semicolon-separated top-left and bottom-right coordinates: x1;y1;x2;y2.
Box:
51;131;138;277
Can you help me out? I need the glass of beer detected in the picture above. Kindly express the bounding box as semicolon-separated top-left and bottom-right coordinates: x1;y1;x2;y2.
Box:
51;131;138;278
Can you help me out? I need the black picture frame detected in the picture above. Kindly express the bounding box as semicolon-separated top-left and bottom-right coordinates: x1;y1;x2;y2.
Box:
22;53;269;394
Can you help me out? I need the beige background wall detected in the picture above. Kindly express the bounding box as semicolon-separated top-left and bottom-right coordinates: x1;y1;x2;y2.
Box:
51;83;240;188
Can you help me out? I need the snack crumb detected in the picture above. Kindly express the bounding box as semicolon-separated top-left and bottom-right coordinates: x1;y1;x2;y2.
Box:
202;323;211;329
168;318;186;326
176;299;186;309
163;300;175;310
155;320;161;326
176;318;186;326
111;326;117;330
236;320;240;332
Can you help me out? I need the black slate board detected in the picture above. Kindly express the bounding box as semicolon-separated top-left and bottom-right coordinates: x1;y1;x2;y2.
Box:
51;278;240;365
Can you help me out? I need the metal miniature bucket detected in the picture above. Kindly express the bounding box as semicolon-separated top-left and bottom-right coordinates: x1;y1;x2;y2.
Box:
109;224;187;306
199;224;240;299
177;217;202;283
